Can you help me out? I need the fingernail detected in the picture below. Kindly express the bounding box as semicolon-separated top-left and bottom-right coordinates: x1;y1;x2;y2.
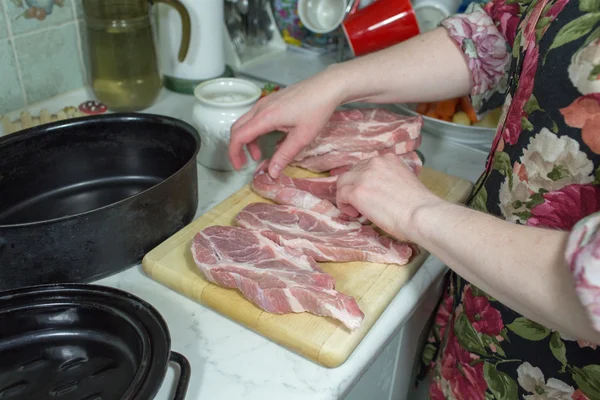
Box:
269;163;281;178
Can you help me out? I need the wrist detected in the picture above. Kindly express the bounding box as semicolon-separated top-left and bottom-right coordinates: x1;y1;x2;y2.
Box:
403;195;449;244
321;63;353;105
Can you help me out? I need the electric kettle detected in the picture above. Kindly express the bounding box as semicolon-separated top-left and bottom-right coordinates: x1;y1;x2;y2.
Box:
157;0;229;94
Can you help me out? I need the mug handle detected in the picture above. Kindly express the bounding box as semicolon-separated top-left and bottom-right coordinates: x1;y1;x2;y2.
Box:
152;0;191;62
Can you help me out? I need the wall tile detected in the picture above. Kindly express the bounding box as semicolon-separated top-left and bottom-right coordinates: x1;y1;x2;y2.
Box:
6;0;74;35
0;1;8;39
73;0;82;18
15;22;83;104
77;18;89;84
0;38;25;114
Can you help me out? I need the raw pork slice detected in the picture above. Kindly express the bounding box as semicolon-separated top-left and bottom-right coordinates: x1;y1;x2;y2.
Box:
294;109;423;159
292;136;422;173
191;226;364;330
252;160;343;218
329;151;423;176
236;203;414;265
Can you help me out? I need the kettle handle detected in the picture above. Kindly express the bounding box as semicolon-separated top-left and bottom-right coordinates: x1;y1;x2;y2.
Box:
152;0;191;62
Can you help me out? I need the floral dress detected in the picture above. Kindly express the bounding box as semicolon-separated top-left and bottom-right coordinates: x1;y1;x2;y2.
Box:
417;0;600;398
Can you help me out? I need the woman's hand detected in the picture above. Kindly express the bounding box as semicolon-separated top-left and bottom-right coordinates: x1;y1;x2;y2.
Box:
336;153;443;239
228;68;344;179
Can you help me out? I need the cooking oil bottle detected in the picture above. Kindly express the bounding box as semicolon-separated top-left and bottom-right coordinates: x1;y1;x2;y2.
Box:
82;0;190;112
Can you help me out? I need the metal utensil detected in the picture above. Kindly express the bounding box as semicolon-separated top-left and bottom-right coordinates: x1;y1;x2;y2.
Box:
237;0;248;14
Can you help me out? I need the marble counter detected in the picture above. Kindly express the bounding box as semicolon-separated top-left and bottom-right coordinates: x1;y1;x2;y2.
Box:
1;87;489;400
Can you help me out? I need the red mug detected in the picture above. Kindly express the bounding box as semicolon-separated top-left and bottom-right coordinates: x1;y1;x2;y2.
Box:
342;0;421;57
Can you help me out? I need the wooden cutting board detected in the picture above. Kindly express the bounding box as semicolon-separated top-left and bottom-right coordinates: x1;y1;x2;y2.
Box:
142;166;473;368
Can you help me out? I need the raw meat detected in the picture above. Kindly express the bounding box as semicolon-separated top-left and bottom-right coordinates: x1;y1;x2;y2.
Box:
252;160;369;223
329;151;423;176
292;136;422;173
236;203;414;265
252;160;343;218
294;109;423;159
288;175;337;204
191;226;364;330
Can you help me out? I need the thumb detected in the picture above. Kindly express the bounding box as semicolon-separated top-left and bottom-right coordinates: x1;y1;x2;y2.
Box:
229;112;276;170
336;183;360;218
268;133;310;178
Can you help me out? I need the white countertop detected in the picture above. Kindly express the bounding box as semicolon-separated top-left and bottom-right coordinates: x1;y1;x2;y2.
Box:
1;85;489;400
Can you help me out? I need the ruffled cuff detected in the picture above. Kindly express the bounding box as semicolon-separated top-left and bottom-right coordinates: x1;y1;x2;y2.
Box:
441;4;511;114
565;212;600;333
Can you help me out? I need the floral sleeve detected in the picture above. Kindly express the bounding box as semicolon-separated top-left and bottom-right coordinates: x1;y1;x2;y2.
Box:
441;1;513;115
566;213;600;333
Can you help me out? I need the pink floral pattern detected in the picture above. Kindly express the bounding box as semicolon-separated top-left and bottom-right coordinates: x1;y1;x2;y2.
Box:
428;379;446;400
463;286;504;335
434;288;454;339
502;45;538;145
573;389;592;400
442;4;511;111
566;214;600;332
498;0;563;145
527;185;600;230
419;0;600;398
484;0;520;47
439;328;488;399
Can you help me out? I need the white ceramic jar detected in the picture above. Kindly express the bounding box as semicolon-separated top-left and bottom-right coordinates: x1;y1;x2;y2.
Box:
192;78;262;171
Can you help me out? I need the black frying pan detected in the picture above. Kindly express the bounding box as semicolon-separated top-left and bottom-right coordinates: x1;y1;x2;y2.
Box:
0;283;190;399
0;113;200;290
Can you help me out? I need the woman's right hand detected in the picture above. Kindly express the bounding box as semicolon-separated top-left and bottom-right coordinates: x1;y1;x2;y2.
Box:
228;68;344;179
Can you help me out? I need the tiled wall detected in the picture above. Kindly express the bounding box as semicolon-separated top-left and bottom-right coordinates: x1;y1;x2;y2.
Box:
0;0;86;115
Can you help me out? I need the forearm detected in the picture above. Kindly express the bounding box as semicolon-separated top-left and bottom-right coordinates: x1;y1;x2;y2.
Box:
325;27;473;105
409;199;600;344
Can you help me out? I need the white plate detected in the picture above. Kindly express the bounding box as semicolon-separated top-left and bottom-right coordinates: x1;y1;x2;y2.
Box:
394;103;496;145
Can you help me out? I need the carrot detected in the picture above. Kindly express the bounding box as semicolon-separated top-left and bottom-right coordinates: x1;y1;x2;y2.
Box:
416;102;430;114
425;111;439;120
459;96;478;123
432;98;460;120
425;102;439;119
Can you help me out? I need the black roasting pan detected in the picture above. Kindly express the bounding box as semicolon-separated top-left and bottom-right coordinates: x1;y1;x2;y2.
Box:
0;113;200;290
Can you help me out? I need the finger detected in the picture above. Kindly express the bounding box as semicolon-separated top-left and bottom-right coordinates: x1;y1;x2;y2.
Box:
231;106;256;132
268;132;310;178
348;157;372;173
329;166;348;176
335;167;359;189
335;169;357;203
229;110;277;170
336;184;360;218
247;140;262;161
341;204;360;218
329;157;371;175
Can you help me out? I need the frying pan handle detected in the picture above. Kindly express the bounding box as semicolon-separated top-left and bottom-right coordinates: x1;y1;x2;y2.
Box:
169;351;191;400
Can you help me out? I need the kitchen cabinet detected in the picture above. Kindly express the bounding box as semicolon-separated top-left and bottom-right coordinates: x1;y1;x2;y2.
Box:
344;274;444;400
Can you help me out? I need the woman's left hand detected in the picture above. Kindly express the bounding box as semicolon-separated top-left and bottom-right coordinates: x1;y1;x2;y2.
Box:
336;153;442;239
